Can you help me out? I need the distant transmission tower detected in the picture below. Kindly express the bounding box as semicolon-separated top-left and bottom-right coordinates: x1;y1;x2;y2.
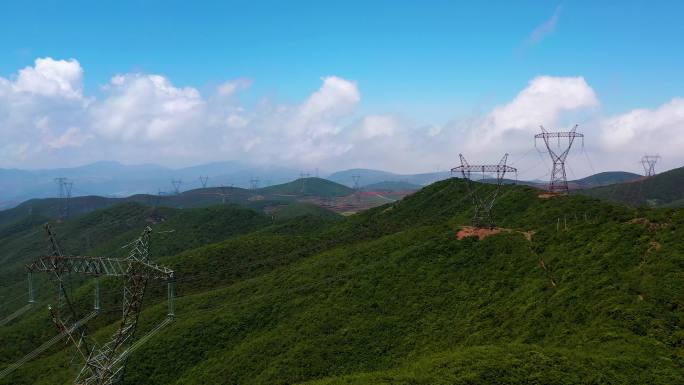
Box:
250;178;260;190
171;180;182;195
351;174;361;190
220;184;233;203
55;177;74;220
535;124;583;194
640;155;661;177
451;154;517;228
300;172;310;193
198;175;209;188
202;184;233;204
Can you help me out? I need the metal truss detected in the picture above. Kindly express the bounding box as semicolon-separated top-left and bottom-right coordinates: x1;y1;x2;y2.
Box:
535;124;583;194
451;154;517;228
640;155;660;177
27;225;175;385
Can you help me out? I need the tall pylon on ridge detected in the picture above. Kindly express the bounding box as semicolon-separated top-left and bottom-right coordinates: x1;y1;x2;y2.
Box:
451;154;517;229
249;178;260;190
198;175;209;188
351;174;361;190
55;178;74;221
300;172;310;193
171;180;182;195
535;124;583;194
640;155;661;177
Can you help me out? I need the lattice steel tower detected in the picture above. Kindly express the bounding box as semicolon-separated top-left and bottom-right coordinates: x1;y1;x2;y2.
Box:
27;225;175;385
640;155;661;177
535;124;583;194
55;178;74;220
451;154;517;228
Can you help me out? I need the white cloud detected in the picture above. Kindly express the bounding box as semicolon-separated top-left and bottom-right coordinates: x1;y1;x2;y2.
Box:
294;76;360;137
48;127;93;149
0;57;683;178
0;58;88;165
217;78;252;96
600;98;684;154
13;57;84;99
358;115;398;139
490;76;598;132
91;74;204;142
526;5;562;45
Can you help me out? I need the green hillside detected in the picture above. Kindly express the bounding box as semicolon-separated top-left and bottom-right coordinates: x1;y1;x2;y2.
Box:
582;166;684;207
363;181;422;191
258;178;354;197
572;171;641;188
1;179;683;384
0;180;346;231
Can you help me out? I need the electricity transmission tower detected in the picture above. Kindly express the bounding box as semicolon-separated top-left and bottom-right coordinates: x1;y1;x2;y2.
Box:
198;175;209;188
451;154;517;228
201;184;232;204
640;155;661;177
55;178;74;221
171;180;182;195
27;225;175;385
249;178;260;190
351;174;361;190
300;173;310;193
535;124;583;194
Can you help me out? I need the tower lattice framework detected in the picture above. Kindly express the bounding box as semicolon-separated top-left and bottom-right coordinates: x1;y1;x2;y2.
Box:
535;124;583;194
451;153;517;229
27;226;175;385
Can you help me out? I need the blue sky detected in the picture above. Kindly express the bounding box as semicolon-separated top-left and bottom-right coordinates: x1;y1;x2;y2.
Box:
2;1;682;118
0;1;683;175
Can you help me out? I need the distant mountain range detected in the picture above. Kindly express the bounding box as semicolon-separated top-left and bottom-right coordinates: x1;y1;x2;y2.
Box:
0;161;301;209
0;178;363;228
0;161;647;210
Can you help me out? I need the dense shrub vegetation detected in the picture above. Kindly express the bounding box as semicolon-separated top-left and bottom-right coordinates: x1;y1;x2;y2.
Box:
1;178;683;384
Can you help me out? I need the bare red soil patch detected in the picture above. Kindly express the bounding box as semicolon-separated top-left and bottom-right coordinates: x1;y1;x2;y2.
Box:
456;226;535;241
538;192;562;199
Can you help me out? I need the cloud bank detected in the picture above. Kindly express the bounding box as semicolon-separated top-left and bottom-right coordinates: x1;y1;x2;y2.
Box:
0;57;682;177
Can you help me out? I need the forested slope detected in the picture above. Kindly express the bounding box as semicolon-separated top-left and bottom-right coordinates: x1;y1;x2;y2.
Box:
1;179;683;384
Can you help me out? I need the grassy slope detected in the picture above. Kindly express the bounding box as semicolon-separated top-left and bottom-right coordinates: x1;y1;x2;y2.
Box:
572;171;641;187
258;178;354;197
2;179;684;384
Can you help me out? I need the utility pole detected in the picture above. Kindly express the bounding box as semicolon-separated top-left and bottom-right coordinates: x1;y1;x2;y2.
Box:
535;124;583;194
171;180;182;195
640;155;661;177
198;175;209;188
451;154;517;228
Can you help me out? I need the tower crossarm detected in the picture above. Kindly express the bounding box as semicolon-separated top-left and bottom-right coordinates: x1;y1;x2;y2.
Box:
450;165;517;173
27;255;174;281
450;153;516;228
533;132;584;139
